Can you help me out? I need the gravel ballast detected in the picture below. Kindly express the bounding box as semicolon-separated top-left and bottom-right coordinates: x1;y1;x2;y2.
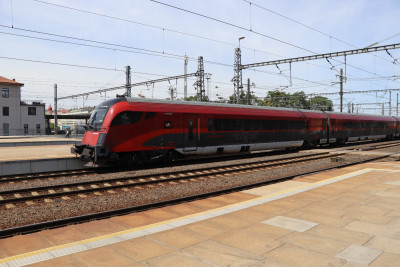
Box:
0;150;388;230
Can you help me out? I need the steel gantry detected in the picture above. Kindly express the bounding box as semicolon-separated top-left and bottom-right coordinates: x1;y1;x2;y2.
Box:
242;43;400;69
195;56;206;101
57;72;198;100
233;48;243;104
306;88;400;96
233;42;400;109
58;58;206;101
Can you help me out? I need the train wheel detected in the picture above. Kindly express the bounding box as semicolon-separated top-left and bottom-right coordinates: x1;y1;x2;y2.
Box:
163;150;173;163
118;153;134;166
301;141;311;149
139;151;150;164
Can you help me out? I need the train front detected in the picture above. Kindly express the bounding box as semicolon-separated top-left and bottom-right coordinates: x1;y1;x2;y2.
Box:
71;97;125;162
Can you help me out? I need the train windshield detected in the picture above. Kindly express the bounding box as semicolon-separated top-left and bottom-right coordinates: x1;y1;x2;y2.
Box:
87;98;125;131
88;108;109;131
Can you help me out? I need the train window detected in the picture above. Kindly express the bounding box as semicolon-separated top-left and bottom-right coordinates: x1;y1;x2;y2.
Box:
237;120;244;131
164;121;173;129
88;109;109;130
208;118;307;132
214;119;224;131
120;112;131;125
275;121;283;130
343;121;351;129
261;120;272;130
208;119;216;131
145;112;156;119
111;111;143;126
244;120;260;131
224;120;235;131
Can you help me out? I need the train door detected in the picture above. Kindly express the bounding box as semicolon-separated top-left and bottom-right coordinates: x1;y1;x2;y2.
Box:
183;114;197;151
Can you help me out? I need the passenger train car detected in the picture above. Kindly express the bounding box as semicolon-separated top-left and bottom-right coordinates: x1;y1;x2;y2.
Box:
71;97;398;164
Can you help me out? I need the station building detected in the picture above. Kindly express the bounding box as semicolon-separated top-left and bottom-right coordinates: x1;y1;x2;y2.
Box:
0;76;45;136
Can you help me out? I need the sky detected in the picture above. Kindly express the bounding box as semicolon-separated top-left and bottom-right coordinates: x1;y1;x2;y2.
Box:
0;0;400;114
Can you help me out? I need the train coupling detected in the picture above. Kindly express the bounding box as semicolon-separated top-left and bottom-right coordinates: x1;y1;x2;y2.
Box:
71;144;91;160
71;144;109;162
71;144;83;154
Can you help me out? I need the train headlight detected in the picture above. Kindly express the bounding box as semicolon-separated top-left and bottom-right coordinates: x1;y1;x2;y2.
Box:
97;133;107;146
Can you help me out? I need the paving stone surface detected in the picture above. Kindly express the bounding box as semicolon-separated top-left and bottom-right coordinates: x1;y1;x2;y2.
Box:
183;240;265;267
69;246;136;266
336;244;382;265
242;180;309;196
2;162;400;267
370;252;400;267
364;236;400;255
265;243;346;267
109;237;172;262
262;215;318;232
384;179;400;185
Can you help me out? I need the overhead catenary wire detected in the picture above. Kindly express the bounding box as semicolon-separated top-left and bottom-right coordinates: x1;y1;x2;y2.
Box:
25;0;396;88
28;0;277;58
147;0;400;86
0;25;232;67
148;0;315;54
0;56;125;71
0;55;208;79
241;0;356;47
243;0;397;65
6;0;399;114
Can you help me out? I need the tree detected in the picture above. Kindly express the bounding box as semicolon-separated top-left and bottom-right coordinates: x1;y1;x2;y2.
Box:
262;90;333;111
309;96;334;111
183;95;210;102
263;90;309;109
228;90;261;105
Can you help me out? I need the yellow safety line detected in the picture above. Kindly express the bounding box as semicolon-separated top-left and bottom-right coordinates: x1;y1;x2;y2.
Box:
0;167;380;264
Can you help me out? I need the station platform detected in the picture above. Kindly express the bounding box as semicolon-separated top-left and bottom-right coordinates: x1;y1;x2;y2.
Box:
0;136;81;147
1;161;400;266
0;143;87;176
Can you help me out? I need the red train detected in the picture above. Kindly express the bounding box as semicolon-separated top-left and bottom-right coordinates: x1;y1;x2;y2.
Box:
71;96;399;163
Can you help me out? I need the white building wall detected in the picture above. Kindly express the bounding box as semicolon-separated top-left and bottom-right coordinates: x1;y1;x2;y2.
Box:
0;84;21;135
1;80;46;136
20;104;46;135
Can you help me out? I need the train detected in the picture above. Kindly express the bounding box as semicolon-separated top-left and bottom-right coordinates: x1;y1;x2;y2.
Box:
71;96;400;164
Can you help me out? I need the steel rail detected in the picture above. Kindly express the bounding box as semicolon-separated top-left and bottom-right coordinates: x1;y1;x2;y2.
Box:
0;153;392;239
0;152;334;205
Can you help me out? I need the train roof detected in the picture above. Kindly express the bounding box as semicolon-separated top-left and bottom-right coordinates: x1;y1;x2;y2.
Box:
324;111;396;121
123;97;325;114
109;97;396;121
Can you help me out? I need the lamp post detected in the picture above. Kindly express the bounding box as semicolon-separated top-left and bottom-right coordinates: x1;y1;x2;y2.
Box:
238;36;245;48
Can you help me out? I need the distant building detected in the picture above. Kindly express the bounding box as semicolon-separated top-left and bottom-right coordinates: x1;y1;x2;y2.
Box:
46;106;93;134
0;76;45;136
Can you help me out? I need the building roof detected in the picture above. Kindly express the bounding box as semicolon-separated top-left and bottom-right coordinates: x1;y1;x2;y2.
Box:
0;76;24;86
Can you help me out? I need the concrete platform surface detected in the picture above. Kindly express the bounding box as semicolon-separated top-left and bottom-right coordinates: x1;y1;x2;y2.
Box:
0;145;87;176
0;145;75;162
0;136;81;147
1;161;400;266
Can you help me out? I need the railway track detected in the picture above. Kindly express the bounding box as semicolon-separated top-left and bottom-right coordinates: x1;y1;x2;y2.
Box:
339;139;400;150
0;148;301;183
0;152;340;207
359;140;400;151
0;151;393;238
1;139;398;182
0;169;97;184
